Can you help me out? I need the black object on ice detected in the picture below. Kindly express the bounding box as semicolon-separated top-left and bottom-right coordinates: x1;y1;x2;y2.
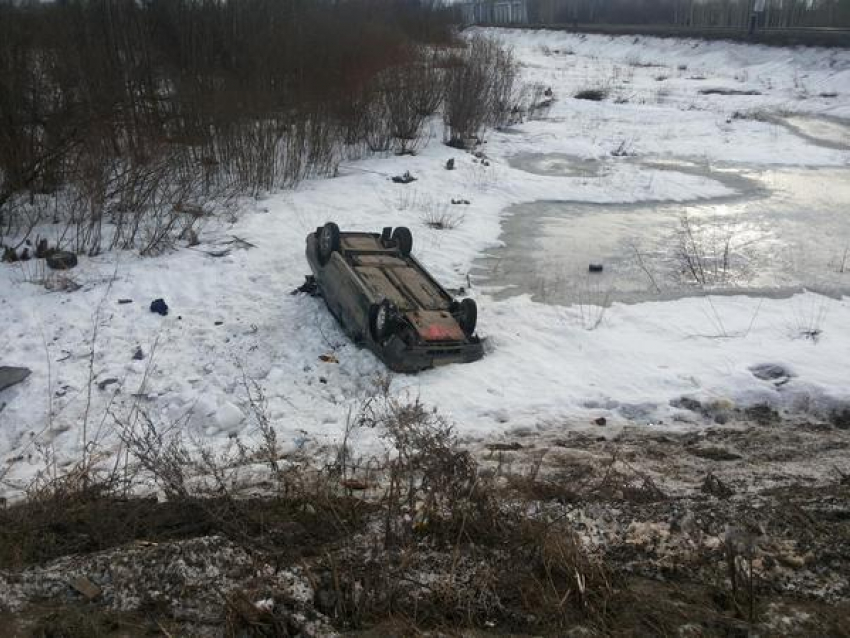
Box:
0;366;31;393
150;298;169;316
292;275;318;296
391;171;416;184
445;158;455;170
589;264;604;273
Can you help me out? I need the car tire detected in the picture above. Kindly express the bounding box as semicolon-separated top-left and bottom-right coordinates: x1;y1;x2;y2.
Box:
369;299;395;342
392;227;413;257
318;222;341;265
457;298;477;336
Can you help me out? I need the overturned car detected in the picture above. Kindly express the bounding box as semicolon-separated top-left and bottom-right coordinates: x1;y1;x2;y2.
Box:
305;222;484;372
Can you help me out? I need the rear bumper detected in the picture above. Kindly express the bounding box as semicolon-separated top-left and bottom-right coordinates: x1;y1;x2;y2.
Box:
379;334;485;373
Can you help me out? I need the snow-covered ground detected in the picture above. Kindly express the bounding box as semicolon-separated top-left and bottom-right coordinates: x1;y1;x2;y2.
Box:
2;29;850;493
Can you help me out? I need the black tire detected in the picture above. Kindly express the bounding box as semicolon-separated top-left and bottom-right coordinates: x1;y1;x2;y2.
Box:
318;222;341;265
369;299;395;342
457;298;477;336
392;226;413;257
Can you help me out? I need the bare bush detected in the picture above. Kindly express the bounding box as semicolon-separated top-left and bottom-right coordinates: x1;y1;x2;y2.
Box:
0;0;457;255
442;35;519;147
676;211;740;286
379;52;445;155
423;208;465;230
522;83;555;120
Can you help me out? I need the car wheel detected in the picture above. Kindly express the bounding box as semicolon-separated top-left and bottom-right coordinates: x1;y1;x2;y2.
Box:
457;298;477;336
392;226;413;257
370;299;396;342
318;222;341;265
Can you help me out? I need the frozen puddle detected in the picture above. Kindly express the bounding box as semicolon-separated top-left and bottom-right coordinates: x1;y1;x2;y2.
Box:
474;159;850;305
508;153;605;178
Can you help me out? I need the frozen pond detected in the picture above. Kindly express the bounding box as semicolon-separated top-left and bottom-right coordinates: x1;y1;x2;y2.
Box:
473;158;850;305
507;153;606;178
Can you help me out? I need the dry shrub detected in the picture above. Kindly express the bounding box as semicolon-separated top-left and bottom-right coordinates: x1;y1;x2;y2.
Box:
676;211;745;286
378;51;445;155
515;525;613;628
420;195;464;230
0;0;456;255
443;35;519;147
224;590;304;638
423;208;465;230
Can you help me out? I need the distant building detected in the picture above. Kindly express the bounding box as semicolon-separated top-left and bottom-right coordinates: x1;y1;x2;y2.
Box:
461;0;529;25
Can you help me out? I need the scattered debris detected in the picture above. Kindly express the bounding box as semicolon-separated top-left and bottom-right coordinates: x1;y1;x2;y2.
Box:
702;472;735;498
391;171;416;184
750;363;793;383
574;88;608;101
44;276;81;292
319;354;338;364
0;367;31;393
184;228;200;247
611;140;634;156
226;235;256;250
46;251;78;270
699;88;762;96
70;576;102;601
291;275;318;296
200;235;256;258
150;298;169;316
34;238;51;258
671;396;703;413
689;446;742;461
97;378;119;391
451;198;471;205
745;404;780;425
486;442;523;452
831;408;850;430
340;478;371;490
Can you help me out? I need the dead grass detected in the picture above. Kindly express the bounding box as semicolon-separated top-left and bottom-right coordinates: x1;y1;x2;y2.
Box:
4;398;850;636
422;206;465;231
5;605;161;638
